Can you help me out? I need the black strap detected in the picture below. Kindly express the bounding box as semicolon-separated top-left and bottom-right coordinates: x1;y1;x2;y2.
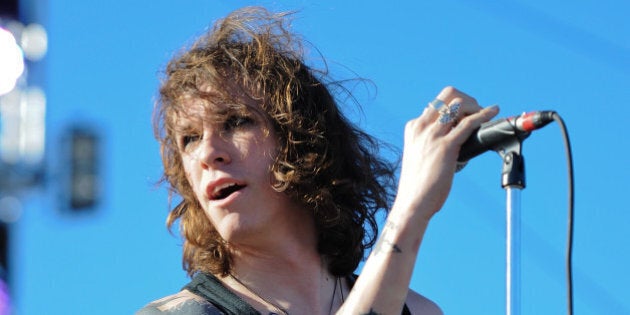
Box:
184;272;411;315
183;273;259;315
402;302;412;315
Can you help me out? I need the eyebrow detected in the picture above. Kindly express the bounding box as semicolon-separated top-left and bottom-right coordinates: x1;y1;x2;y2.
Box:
172;116;201;134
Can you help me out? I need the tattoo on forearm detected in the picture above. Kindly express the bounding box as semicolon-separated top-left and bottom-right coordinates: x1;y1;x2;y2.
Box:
385;220;398;229
374;237;402;255
373;220;402;255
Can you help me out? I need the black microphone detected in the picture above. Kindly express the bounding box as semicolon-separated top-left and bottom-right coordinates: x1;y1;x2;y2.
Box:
458;110;556;163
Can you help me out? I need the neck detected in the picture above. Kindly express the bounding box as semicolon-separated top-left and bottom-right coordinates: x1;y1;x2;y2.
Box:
228;202;320;274
228;239;325;296
223;251;344;315
219;205;346;314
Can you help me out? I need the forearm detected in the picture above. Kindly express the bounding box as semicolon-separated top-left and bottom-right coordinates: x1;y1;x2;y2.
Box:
338;200;431;315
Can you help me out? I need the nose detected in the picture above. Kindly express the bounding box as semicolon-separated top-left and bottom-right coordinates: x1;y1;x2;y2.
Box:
197;131;232;168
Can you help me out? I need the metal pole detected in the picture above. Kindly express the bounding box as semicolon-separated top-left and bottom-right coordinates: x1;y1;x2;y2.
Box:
500;150;526;315
506;187;521;315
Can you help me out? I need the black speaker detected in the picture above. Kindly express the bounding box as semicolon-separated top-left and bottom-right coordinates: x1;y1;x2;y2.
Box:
67;128;100;211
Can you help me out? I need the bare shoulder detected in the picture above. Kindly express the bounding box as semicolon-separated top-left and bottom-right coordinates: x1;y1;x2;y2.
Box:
405;289;443;315
136;290;223;315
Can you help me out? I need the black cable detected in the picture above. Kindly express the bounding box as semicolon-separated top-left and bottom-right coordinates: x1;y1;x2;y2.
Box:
552;112;574;315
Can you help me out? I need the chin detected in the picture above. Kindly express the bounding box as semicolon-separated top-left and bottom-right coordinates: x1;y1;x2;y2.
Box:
215;216;251;241
218;220;271;247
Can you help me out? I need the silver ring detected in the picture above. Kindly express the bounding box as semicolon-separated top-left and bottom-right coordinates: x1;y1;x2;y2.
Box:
438;102;461;125
428;99;446;111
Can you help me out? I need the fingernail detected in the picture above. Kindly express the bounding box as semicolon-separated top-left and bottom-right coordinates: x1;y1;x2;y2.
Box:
487;104;499;113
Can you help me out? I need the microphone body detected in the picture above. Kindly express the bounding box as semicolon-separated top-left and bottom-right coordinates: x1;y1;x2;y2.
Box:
458;111;555;163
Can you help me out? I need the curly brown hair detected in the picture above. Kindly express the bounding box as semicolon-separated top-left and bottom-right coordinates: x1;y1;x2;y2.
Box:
154;6;397;278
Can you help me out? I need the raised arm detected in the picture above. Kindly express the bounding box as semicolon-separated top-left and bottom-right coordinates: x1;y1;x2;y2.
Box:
339;87;499;315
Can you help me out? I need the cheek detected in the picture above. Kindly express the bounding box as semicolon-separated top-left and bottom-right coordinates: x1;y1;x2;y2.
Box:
181;152;198;174
184;169;193;185
245;142;276;173
181;160;192;181
181;158;201;193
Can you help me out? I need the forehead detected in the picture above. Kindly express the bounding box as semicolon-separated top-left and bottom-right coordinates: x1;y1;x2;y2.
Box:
170;92;263;128
176;95;214;118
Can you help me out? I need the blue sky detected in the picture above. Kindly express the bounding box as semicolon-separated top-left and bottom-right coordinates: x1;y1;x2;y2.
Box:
5;0;629;314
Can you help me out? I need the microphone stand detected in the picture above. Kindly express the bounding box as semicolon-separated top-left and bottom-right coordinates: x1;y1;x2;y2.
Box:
460;112;557;314
499;141;526;315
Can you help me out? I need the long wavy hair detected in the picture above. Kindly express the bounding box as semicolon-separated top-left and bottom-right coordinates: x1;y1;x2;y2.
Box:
154;6;396;277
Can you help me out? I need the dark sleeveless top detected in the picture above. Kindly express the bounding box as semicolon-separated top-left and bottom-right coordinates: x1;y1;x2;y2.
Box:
183;272;412;315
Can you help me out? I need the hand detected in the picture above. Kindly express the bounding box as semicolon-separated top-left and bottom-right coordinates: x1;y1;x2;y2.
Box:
394;86;499;222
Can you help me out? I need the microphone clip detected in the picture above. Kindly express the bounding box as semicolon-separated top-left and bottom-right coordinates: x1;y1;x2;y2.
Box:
499;140;526;189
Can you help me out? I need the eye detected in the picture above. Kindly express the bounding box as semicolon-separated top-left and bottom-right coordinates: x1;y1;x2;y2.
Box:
179;134;201;149
224;115;255;131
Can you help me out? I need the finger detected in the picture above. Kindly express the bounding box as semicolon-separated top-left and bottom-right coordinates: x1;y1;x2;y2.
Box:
447;97;483;118
413;97;447;132
423;98;446;121
447;105;500;145
424;86;483;134
434;87;484;129
425;85;471;119
429;100;467;136
433;97;480;131
435;86;479;109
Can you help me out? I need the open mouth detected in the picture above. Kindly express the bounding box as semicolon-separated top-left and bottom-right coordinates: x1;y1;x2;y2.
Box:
210;183;245;200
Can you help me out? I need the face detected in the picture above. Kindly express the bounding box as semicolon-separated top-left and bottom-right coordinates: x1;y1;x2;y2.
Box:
174;96;301;244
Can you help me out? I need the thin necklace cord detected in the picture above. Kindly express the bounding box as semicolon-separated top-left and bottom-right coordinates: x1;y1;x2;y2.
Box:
229;273;342;315
229;273;289;315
